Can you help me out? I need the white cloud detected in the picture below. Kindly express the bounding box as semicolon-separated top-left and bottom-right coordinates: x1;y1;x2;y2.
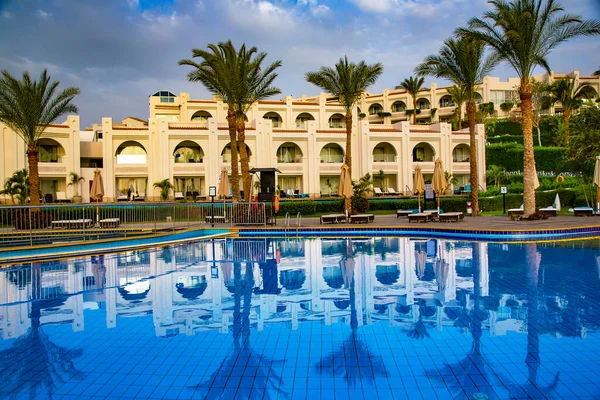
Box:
350;0;395;13
311;4;330;17
224;0;296;32
36;9;53;20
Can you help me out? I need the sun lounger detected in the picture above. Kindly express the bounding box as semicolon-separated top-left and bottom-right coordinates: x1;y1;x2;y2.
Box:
99;218;120;228
117;194;129;201
320;214;347;224
51;219;93;229
508;209;524;220
386;187;397;196
572;207;595;216
438;212;464;222
373;187;383;196
407;213;430;223
55;192;71;203
396;210;414;218
174;192;185;200
350;214;374;224
538;207;557;217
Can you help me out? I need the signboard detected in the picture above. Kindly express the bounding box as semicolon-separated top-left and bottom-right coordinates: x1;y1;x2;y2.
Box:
500;186;507;194
209;186;217;197
424;183;434;200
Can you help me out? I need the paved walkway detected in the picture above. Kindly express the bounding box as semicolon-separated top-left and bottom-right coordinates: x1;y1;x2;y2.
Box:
270;214;600;231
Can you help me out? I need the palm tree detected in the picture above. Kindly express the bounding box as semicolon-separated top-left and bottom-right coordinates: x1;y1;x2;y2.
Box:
0;70;79;206
0;168;29;205
179;41;242;201
396;76;425;124
542;76;597;143
153;178;174;201
459;0;600;216
306;56;383;213
67;172;84;198
415;36;498;216
487;164;506;188
447;85;466;129
232;46;282;200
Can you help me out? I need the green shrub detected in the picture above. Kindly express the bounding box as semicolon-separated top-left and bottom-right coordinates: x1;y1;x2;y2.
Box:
278;200;316;216
507;183;524;193
486;143;569;172
315;199;344;213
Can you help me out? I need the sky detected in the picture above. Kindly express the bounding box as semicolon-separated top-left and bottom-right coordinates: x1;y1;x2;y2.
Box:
0;0;599;128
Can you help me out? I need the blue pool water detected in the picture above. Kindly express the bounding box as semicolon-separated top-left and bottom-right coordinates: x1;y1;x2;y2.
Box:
1;237;600;399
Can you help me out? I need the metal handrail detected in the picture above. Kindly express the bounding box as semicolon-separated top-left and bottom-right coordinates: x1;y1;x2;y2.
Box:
296;212;301;227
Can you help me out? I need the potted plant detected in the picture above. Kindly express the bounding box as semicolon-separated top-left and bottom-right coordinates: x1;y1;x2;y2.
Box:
68;172;84;203
444;171;458;195
153;178;174;201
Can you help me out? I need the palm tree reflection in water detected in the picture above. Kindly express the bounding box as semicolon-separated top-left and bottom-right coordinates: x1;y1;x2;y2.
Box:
192;261;287;399
315;239;388;389
0;264;84;399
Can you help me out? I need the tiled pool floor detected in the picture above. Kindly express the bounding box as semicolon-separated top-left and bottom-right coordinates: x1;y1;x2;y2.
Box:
1;237;599;399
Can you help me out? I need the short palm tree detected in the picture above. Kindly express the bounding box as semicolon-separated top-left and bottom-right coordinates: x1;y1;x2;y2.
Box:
447;85;466;129
179;41;241;201
153;178;174;201
459;0;600;216
232;45;282;200
306;56;383;213
396;76;425;124
0;70;79;206
0;168;29;205
415;36;498;216
542;76;597;143
67;172;84;197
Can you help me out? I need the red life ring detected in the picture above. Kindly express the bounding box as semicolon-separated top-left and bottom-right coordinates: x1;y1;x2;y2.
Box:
274;196;280;213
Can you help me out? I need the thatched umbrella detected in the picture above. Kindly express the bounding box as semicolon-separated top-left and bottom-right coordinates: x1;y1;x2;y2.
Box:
431;158;447;214
413;164;426;212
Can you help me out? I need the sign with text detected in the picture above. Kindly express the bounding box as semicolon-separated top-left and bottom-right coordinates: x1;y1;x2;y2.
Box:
209;186;217;197
500;186;507;194
425;183;434;200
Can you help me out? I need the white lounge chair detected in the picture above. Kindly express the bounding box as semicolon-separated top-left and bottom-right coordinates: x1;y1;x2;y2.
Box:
373;187;383;196
56;192;71;203
386;187;397;195
174;192;185;200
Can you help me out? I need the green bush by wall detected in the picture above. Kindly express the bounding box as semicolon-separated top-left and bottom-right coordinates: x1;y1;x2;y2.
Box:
486;143;568;172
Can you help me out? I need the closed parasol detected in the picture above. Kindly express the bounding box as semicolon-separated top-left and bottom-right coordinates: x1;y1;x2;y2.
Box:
413;164;426;212
217;169;230;199
431;158;447;213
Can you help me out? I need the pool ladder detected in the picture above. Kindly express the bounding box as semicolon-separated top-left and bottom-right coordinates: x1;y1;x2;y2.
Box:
284;212;302;237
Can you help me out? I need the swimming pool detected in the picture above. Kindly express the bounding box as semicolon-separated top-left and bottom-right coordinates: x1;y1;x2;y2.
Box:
1;237;599;399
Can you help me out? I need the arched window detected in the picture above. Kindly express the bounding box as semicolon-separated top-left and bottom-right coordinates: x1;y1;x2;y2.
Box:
412;142;435;162
369;103;383;115
173;141;204;163
474;92;483;104
391;101;406;113
263;112;282;128
452;144;470;162
439;95;454;108
276;142;303;163
320;143;344;163
37;138;65;163
295;112;314;128
417;98;431;110
116;141;147;164
191;110;212;123
222;143;252;163
328;113;345;129
372;142;397;163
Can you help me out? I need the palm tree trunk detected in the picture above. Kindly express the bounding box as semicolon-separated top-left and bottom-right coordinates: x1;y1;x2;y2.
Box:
536;125;542;146
467;100;479;216
520;82;536;216
237;117;251;202
227;110;240;202
412;95;417;124
457;107;463;131
27;145;40;206
344;112;353;214
563;109;571;144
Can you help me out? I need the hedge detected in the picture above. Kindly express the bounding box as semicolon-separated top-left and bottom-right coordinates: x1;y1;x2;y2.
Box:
486;134;554;146
486;143;569;172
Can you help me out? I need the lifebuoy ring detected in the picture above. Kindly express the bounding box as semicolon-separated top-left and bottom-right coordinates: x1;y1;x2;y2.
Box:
556;175;565;183
274;196;280;213
253;194;258;203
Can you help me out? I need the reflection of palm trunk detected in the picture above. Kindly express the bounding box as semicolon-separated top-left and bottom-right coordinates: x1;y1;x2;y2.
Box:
472;243;482;354
233;262;242;352
242;262;253;350
525;244;540;384
349;273;357;334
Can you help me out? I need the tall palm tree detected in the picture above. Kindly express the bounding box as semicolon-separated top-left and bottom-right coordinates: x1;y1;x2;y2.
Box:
459;0;600;216
233;47;282;200
415;36;498;216
179;41;242;201
396;76;425;124
542;76;597;143
447;85;466;129
306;57;383;213
0;70;79;206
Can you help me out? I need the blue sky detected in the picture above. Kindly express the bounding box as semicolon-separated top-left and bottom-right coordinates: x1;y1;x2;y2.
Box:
0;0;598;127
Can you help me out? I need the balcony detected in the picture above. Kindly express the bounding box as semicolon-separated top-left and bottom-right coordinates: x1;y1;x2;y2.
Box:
38;162;67;175
173;163;206;174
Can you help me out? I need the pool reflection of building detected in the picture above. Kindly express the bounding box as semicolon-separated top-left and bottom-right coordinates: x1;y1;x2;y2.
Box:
0;238;592;341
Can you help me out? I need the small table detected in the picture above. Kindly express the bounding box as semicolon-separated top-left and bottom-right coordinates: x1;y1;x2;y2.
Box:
438;212;464;222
